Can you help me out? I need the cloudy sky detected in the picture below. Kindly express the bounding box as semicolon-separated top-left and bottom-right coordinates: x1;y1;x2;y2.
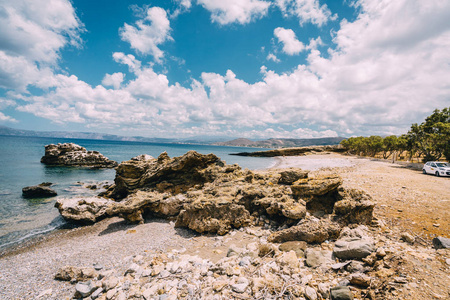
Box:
0;0;449;139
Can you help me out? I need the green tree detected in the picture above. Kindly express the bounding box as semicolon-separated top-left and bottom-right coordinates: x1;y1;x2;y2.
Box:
381;135;398;159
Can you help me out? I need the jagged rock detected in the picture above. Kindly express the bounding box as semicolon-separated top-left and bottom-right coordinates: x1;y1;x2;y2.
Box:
305;286;318;300
105;151;225;199
401;232;415;244
278;169;308;185
432;236;450;249
330;286;354;300
268;217;341;244
22;183;57;198
131;154;154;161
54;266;97;282
349;273;371;287
333;226;375;260
333;188;375;225
291;175;343;198
40;143;117;168
175;198;251;235
55;197;114;223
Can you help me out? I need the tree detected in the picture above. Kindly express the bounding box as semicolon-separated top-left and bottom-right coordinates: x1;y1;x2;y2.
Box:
407;107;450;162
381;135;398;159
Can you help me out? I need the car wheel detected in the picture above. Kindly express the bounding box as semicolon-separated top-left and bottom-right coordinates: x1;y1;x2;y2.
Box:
423;169;427;174
435;171;440;177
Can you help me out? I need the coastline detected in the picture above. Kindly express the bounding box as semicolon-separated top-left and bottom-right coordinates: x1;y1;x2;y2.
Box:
1;152;449;299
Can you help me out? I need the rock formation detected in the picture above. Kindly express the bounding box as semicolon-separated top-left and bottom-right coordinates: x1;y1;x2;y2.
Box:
22;182;57;198
41;143;118;168
56;151;375;238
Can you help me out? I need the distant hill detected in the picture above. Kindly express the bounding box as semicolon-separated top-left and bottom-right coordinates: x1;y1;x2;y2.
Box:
214;137;346;148
0;125;184;144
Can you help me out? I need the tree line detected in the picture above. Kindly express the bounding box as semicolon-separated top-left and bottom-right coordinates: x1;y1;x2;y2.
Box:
340;107;450;163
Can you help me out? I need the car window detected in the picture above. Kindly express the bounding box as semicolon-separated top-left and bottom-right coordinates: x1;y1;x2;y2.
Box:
436;163;448;167
431;163;437;167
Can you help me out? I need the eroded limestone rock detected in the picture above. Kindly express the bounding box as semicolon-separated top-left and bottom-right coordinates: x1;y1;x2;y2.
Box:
55;197;114;223
41;143;117;168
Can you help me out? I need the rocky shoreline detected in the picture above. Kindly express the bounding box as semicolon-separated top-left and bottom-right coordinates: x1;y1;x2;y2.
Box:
0;152;449;299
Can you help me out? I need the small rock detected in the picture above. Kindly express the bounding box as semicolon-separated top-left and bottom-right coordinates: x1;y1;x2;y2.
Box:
401;233;415;244
22;183;57;198
330;286;354;300
376;248;386;258
279;241;307;258
75;281;96;298
305;286;317;300
106;288;117;300
213;280;228;292
394;277;408;284
305;248;333;268
258;243;277;257
93;263;103;271
350;273;371;287
317;283;330;299
37;289;52;298
91;287;103;299
103;276;119;291
432;236;450;249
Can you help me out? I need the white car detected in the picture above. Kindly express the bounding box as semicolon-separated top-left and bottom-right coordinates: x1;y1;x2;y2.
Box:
422;161;450;177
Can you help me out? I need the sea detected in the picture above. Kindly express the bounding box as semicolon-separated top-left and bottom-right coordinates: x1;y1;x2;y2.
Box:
0;135;275;250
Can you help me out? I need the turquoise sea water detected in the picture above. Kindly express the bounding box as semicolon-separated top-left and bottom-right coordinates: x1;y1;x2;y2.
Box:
0;135;274;249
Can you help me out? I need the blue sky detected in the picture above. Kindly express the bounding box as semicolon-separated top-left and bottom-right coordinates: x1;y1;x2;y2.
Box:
0;0;449;139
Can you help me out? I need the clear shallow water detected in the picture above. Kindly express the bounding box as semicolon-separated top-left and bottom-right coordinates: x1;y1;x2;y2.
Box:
0;135;274;248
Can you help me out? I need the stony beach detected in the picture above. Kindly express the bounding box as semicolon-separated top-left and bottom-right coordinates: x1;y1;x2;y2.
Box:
0;152;449;300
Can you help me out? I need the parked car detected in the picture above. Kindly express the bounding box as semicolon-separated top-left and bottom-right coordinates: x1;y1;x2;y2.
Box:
422;161;450;177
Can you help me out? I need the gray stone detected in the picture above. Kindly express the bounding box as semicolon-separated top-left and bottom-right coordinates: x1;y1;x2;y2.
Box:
333;238;375;260
231;277;249;293
330;286;354;300
350;273;371;287
432;236;450;249
74;281;96;298
305;248;333;268
91;287;103;299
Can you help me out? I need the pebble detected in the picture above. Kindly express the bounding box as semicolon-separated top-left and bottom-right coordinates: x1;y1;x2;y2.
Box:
305;286;318;300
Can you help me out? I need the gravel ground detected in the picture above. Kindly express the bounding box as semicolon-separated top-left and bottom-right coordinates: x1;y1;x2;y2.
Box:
0;153;448;300
0;218;196;299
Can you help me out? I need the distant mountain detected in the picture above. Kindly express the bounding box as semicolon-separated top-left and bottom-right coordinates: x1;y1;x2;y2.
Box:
0;125;192;144
214;137;346;148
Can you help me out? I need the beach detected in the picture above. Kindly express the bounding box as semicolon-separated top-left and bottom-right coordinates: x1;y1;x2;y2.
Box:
0;153;449;299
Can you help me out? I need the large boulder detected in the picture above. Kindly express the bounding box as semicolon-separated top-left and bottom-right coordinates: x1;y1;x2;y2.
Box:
41;143;117;168
175;197;251;235
333;188;375;225
104;151;226;199
22;182;57;198
268;217;341;244
55;197;114;223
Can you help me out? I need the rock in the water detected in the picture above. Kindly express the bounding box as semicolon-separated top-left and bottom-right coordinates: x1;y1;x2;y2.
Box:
268;217;341;244
41;143;117;168
333;226;375;260
432;236;450;249
22;183;57;198
55;197;114;223
330;286;354;300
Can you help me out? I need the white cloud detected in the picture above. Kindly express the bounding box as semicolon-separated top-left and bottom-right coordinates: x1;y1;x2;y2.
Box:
0;111;17;123
171;0;192;18
275;0;336;27
119;7;172;62
267;53;280;62
5;0;450;139
0;0;83;91
274;27;304;55
102;73;125;89
197;0;271;25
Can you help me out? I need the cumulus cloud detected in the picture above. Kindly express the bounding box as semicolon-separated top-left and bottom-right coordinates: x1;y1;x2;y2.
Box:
119;7;172;62
274;27;305;55
197;0;270;25
102;72;125;89
275;0;336;26
0;0;83;91
4;0;450;138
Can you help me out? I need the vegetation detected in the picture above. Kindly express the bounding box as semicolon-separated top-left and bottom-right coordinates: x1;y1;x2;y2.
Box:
340;107;450;163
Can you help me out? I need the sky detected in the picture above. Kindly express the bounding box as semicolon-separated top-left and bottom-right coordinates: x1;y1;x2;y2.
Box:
0;0;449;139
